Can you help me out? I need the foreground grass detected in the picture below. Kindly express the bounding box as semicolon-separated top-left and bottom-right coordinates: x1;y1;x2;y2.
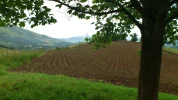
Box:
0;50;45;75
0;50;178;100
0;73;178;100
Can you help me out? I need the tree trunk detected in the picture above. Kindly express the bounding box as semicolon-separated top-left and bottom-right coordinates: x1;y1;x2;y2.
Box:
137;17;165;100
137;1;169;99
137;32;163;100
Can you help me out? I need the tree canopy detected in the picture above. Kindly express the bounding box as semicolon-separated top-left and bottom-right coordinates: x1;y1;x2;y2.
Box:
0;0;57;28
49;0;178;47
1;0;177;44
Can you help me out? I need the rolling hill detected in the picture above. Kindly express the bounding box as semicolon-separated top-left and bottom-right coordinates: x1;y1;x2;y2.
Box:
0;26;73;50
59;36;91;43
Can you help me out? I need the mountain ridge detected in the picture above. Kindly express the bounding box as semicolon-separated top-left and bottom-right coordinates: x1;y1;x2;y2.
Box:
0;26;73;50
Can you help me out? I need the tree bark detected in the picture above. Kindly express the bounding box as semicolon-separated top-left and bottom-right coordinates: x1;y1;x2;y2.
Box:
137;16;165;100
137;1;169;100
137;31;163;100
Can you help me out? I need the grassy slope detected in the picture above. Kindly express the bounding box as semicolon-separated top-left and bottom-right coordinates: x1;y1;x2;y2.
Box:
1;73;178;100
163;47;178;54
0;50;178;100
0;50;45;74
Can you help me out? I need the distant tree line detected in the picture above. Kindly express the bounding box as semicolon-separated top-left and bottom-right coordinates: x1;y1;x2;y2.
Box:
131;33;138;42
111;33;128;41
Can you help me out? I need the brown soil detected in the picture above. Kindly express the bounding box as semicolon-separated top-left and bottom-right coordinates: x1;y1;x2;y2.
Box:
10;41;178;95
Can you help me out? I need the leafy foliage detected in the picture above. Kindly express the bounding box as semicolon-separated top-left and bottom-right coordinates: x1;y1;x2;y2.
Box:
85;33;112;49
50;0;178;48
1;0;178;48
175;35;178;40
0;0;57;28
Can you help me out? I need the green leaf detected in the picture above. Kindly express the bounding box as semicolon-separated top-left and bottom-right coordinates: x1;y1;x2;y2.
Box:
19;22;25;27
80;0;87;3
67;10;73;14
91;5;98;10
86;16;90;20
0;21;6;27
91;22;95;24
56;4;63;8
19;13;26;18
0;0;57;27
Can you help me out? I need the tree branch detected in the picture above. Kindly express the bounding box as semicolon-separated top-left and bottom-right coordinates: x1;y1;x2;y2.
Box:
170;0;178;5
106;0;142;29
130;0;143;15
49;0;121;16
49;0;142;29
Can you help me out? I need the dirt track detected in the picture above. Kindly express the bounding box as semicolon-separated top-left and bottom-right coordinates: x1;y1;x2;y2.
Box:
10;41;178;95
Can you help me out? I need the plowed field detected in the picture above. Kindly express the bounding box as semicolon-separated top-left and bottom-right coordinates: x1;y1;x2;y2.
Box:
10;41;178;95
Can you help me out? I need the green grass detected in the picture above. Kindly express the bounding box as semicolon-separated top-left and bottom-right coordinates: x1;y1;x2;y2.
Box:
0;50;178;100
0;50;45;75
163;47;178;54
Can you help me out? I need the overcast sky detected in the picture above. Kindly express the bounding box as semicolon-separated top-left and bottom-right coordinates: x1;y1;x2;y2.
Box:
23;0;141;39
